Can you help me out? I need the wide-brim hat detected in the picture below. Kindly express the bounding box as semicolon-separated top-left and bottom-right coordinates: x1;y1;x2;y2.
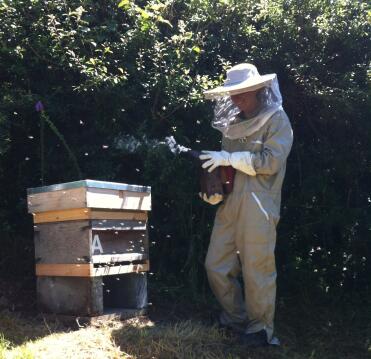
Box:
204;63;276;99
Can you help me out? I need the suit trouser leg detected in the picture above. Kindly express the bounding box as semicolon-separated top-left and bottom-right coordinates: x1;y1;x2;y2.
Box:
205;193;277;342
205;205;247;324
236;221;277;341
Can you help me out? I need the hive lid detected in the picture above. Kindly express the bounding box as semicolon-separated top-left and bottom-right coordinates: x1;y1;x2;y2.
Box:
27;179;151;195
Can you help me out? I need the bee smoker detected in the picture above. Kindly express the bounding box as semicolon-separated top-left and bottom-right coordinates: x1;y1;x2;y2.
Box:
186;150;236;197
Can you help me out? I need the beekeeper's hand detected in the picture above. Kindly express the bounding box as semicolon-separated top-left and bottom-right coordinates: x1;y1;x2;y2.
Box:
200;150;231;172
199;192;223;205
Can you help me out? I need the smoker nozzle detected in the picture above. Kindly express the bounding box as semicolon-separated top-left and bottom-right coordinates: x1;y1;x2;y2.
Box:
183;149;202;160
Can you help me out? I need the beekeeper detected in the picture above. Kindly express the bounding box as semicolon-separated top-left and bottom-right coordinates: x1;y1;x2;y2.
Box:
200;63;293;347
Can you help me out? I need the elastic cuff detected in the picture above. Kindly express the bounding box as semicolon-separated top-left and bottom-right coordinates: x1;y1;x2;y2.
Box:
229;151;257;176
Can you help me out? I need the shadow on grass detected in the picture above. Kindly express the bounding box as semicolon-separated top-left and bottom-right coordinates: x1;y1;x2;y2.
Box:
110;319;284;359
0;277;370;359
0;309;68;347
109;288;371;359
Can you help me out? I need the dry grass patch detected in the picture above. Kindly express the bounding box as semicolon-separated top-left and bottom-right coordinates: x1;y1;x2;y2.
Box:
0;312;244;359
9;325;122;359
0;310;122;359
112;319;238;359
1;298;371;359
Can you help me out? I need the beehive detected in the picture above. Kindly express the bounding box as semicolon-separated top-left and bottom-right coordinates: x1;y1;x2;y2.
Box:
27;180;151;317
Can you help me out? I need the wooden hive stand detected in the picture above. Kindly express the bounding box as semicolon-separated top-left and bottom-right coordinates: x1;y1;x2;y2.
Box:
27;180;151;322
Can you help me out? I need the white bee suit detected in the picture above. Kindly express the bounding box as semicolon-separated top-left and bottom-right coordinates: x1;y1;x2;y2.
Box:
204;109;293;342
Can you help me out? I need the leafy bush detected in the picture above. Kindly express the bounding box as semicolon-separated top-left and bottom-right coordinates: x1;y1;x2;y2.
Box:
0;0;370;298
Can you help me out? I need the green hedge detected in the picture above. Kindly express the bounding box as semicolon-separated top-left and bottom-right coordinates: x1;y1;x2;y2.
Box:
0;0;370;298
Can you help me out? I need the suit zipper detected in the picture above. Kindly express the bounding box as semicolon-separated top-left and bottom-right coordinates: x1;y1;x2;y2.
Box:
251;192;269;221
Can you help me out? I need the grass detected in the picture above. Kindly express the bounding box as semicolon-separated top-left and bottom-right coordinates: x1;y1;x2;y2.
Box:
0;282;370;359
0;334;10;358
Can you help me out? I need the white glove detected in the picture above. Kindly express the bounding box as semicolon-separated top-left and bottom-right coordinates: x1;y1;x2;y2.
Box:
199;192;223;205
199;150;231;172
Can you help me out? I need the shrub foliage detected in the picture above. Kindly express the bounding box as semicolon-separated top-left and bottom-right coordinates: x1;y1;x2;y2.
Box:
0;0;370;297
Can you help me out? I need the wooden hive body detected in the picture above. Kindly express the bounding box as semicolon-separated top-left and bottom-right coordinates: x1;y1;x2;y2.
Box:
27;180;151;317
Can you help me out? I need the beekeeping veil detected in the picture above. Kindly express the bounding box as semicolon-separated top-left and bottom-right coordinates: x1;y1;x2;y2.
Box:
204;63;283;140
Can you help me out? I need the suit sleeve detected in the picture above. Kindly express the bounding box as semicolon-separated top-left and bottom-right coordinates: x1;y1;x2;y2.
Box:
251;112;293;175
227;111;293;176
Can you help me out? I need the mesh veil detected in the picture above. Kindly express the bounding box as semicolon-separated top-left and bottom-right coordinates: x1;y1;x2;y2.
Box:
211;76;283;139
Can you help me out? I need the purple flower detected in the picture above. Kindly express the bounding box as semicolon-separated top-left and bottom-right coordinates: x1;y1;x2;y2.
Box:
35;101;44;112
